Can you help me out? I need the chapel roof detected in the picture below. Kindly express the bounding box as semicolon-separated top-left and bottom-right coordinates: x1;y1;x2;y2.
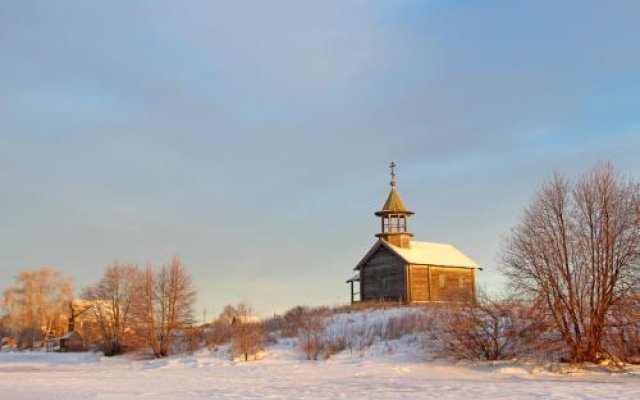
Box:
354;239;478;270
375;187;413;216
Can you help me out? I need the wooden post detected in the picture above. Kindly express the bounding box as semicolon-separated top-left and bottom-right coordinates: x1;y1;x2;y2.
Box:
472;269;476;303
350;280;354;304
427;266;432;302
405;263;410;303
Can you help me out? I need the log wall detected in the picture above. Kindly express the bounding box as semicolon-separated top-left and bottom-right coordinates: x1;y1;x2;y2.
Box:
360;246;406;302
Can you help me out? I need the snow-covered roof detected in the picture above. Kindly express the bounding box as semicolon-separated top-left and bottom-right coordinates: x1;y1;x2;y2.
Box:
386;240;478;268
231;315;261;324
345;274;360;283
59;331;79;340
45;331;81;342
354;239;478;270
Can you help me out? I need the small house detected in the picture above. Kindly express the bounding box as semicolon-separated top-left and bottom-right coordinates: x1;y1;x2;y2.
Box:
45;331;85;352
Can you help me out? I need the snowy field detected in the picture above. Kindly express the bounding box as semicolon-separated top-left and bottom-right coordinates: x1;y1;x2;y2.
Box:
2;347;640;399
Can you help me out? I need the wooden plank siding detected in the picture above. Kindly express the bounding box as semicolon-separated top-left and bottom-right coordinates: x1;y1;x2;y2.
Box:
360;246;406;302
428;267;474;302
406;264;475;303
408;265;429;302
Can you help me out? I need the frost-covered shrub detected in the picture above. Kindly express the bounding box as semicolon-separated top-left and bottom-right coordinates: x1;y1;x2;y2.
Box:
261;315;286;336
282;306;308;338
346;315;378;355
439;299;547;361
298;314;325;360
168;326;204;355
203;319;233;348
382;312;431;341
322;333;348;358
603;296;640;364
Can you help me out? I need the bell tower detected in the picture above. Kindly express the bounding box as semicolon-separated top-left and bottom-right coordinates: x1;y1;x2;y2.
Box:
375;162;414;248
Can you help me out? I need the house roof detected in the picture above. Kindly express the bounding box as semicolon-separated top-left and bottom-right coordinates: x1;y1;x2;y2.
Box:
232;315;261;324
354;239;478;270
46;331;82;342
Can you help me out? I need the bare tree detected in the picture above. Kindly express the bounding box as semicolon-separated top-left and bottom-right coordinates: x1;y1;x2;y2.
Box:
2;268;73;349
0;314;13;340
218;303;246;325
229;302;263;361
136;256;196;358
502;163;640;362
82;263;142;356
139;264;158;355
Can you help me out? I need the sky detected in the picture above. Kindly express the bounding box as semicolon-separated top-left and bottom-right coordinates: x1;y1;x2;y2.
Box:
1;1;639;318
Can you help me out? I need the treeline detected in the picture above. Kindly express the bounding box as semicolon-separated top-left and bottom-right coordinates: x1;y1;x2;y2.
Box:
1;256;196;358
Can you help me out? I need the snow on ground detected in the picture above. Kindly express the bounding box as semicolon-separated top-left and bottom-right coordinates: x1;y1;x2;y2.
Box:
1;307;640;399
2;346;639;399
1;350;639;400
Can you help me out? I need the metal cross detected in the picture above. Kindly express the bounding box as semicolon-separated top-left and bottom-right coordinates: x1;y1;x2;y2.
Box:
390;161;397;186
